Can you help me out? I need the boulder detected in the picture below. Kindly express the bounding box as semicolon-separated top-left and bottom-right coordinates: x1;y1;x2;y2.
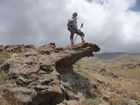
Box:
5;45;23;52
99;68;118;79
0;62;10;73
0;45;4;52
93;73;109;84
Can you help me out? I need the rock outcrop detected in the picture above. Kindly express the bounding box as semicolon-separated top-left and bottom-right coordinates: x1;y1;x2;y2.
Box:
0;44;35;53
0;43;100;105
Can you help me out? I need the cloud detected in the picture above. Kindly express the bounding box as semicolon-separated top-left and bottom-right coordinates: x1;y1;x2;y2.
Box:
0;0;140;53
131;0;140;11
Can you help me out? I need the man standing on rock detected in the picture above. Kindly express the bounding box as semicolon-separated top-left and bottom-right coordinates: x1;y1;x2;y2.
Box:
67;12;85;45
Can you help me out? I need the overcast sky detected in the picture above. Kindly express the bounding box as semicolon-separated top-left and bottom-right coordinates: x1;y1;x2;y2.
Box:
0;0;140;53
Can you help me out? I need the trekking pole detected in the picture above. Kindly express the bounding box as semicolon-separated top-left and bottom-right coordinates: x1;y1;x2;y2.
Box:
79;23;83;30
74;23;84;41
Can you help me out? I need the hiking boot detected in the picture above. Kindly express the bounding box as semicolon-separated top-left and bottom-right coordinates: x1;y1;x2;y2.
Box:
71;39;74;46
82;40;85;43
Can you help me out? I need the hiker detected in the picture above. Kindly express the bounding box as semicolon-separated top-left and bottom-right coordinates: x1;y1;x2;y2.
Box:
67;12;85;45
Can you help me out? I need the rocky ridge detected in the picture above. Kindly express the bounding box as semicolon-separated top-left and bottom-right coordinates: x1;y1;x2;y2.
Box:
0;43;100;105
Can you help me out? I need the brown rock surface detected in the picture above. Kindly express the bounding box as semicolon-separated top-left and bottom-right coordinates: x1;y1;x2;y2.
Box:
0;44;36;53
0;42;100;105
0;45;4;52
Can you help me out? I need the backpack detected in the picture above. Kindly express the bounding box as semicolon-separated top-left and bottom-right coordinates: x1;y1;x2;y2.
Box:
67;19;74;30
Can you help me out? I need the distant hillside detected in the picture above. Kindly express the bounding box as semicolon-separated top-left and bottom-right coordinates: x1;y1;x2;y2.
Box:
74;52;140;104
77;52;140;80
95;52;140;61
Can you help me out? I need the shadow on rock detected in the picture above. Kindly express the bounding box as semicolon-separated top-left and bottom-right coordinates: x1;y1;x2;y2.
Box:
57;66;97;101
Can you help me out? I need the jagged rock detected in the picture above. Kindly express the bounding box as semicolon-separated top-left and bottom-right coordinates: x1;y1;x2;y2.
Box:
24;45;36;49
99;68;118;79
135;101;140;105
93;73;109;84
38;43;56;55
0;42;100;105
0;45;4;52
55;43;100;68
0;44;36;53
0;62;10;73
5;45;23;52
121;63;140;70
102;91;113;102
57;100;80;105
0;94;2;100
136;63;140;67
8;53;39;75
60;68;96;101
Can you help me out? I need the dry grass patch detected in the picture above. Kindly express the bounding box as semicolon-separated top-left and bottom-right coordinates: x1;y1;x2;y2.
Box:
0;100;9;105
0;72;7;84
0;51;10;61
81;99;101;105
109;68;140;80
110;98;132;105
129;93;140;101
74;69;90;78
110;79;140;101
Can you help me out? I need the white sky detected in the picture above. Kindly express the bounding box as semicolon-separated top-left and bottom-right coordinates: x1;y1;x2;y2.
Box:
0;0;140;53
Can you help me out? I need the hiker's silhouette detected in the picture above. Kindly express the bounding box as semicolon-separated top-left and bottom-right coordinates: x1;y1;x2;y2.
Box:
67;12;85;45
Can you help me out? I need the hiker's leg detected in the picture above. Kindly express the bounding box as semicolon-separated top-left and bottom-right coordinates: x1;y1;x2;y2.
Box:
76;30;85;43
70;33;74;45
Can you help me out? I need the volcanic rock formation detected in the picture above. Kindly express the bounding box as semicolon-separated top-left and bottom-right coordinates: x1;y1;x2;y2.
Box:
0;43;100;105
